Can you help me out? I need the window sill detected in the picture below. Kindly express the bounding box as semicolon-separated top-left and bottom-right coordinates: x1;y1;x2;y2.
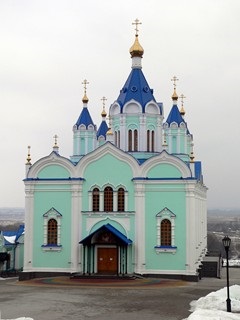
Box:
41;245;62;252
154;245;177;254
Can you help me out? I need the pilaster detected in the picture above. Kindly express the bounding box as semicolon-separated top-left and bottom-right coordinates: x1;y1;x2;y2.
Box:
23;184;34;271
134;181;145;274
71;182;82;272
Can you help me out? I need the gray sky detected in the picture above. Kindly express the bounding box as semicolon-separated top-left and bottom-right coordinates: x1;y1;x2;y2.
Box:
0;0;239;209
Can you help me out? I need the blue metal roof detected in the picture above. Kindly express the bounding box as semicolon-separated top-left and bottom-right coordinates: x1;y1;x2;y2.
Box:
165;105;185;125
117;68;158;112
3;224;24;245
75;107;94;128
97;120;109;138
80;223;132;245
165;105;191;134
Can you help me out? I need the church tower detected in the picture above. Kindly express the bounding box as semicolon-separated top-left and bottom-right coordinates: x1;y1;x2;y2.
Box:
71;80;97;162
97;97;109;146
109;19;163;156
163;77;193;162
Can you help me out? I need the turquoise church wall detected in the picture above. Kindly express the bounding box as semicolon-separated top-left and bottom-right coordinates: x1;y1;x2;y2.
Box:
80;153;136;240
32;186;72;268
147;163;182;178
38;165;70;178
144;183;186;271
81;153;135;213
80;153;136;273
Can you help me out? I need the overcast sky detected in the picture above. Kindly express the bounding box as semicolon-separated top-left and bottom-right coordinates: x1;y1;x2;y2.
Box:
0;0;239;209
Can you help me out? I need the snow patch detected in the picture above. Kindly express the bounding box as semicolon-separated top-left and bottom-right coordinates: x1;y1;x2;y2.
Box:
184;285;240;320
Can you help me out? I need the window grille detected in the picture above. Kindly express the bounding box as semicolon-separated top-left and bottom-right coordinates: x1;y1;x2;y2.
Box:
92;188;100;211
161;219;171;246
104;186;113;211
47;219;57;245
117;188;125;211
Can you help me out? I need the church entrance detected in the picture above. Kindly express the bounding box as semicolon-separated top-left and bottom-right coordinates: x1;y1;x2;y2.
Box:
80;223;132;276
97;247;118;274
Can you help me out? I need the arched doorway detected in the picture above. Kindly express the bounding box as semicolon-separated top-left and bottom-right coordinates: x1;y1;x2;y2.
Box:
80;224;132;275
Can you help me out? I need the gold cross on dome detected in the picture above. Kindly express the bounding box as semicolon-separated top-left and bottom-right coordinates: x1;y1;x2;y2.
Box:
180;94;186;106
53;134;58;146
82;79;89;94
132;18;142;35
101;96;107;108
171;76;179;89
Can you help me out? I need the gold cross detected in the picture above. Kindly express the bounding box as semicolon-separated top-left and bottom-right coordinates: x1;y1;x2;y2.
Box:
171;76;179;89
132;18;142;35
82;79;89;94
180;94;186;106
53;134;58;146
101;96;107;108
27;145;31;163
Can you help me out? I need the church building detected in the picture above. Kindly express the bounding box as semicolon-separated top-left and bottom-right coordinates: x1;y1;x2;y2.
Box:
22;20;207;281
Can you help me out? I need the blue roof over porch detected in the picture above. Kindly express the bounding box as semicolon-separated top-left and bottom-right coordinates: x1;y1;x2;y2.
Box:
79;223;132;246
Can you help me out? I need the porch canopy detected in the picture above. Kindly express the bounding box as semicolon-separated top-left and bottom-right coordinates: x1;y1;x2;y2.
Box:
79;223;132;246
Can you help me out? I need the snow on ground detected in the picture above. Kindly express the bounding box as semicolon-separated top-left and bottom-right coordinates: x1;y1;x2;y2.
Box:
184;285;240;320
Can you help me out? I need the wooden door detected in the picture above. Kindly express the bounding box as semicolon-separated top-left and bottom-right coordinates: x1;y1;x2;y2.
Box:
97;247;118;274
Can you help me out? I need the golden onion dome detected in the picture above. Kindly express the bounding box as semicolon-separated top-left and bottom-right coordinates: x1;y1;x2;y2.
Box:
129;35;144;58
101;108;107;117
82;93;89;103
172;88;178;101
180;106;186;116
106;128;113;135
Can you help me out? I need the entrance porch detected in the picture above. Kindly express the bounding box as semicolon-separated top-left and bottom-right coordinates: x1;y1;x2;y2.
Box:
79;223;132;276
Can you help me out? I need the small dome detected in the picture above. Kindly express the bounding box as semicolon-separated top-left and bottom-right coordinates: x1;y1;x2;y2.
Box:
129;35;144;58
106;128;113;135
172;88;178;101
82;93;89;103
180;105;186;116
101;109;107;117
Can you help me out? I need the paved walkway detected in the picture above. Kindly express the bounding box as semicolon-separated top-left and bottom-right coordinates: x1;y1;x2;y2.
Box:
0;268;239;320
17;276;187;289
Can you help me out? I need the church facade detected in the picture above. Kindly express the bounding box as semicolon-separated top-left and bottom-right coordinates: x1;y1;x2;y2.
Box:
22;22;207;280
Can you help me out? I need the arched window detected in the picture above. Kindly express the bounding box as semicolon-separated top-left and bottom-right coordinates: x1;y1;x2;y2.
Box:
147;130;150;151
47;219;57;245
151;131;155;152
147;130;155;152
172;136;177;153
118;130;120;148
128;130;132;151
92;188;100;211
134;129;138;151
104;187;113;211
161;219;171;246
117;187;125;211
115;130;120;148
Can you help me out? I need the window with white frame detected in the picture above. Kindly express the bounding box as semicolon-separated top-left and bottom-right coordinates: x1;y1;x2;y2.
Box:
42;207;62;251
90;186;127;212
147;129;155;152
155;207;177;253
114;130;120;148
47;218;57;245
104;186;113;211
92;187;100;212
128;129;138;151
117;187;125;211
